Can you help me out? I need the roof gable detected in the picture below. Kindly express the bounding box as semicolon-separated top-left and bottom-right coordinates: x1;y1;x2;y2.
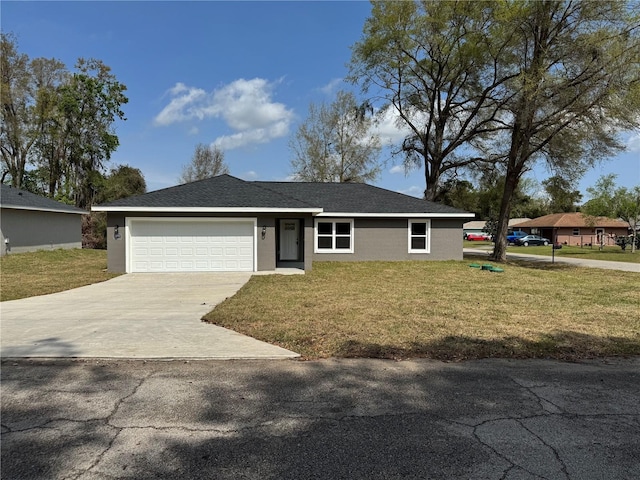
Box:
97;175;316;210
0;185;86;214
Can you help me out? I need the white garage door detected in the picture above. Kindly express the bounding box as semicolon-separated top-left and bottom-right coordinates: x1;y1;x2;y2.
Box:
129;219;255;272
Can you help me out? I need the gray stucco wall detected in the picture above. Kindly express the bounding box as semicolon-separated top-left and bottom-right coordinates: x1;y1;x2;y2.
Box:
106;214;127;272
256;216;276;271
105;212;313;273
312;218;464;263
0;208;83;256
104;213;464;272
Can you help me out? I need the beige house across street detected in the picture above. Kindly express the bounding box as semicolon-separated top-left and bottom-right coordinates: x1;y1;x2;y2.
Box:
515;213;629;246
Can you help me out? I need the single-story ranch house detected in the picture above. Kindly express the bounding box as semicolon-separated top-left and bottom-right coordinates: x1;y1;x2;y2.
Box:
92;174;474;273
515;212;629;246
0;184;86;256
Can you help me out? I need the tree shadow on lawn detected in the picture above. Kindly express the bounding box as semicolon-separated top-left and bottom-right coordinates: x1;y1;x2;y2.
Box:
334;331;640;362
464;253;577;271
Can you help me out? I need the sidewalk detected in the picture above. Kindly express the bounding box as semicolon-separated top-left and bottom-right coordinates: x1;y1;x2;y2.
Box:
464;247;640;272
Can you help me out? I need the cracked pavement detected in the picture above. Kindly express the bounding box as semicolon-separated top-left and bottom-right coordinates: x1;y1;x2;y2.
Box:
1;358;639;479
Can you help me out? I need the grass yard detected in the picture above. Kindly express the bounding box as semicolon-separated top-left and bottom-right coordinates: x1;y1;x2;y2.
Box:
0;249;119;301
508;244;640;263
465;240;639;263
204;260;640;360
463;240;494;248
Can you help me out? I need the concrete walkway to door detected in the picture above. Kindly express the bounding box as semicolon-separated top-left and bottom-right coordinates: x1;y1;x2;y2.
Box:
0;273;299;359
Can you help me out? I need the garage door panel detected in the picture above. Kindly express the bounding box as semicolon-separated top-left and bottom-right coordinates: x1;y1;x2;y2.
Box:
129;220;254;272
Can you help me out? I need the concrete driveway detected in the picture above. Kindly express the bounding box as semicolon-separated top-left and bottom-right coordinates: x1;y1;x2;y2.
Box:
0;273;299;359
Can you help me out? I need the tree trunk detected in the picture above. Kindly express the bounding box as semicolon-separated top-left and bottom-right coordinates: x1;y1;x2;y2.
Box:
423;157;441;202
491;167;521;262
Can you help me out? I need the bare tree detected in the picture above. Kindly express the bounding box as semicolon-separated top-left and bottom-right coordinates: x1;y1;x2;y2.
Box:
289;90;381;183
179;144;229;184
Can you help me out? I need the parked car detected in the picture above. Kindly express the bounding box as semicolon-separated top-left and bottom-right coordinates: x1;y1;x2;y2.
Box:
514;235;550;246
465;232;492;241
506;230;527;244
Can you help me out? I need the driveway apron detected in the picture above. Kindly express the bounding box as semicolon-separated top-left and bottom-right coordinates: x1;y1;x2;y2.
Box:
0;273;299;359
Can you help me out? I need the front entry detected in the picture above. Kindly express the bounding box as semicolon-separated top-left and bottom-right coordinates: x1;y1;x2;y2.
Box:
277;219;303;265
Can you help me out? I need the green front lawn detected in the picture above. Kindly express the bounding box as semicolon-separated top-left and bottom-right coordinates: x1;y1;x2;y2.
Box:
0;249;119;301
204;261;640;360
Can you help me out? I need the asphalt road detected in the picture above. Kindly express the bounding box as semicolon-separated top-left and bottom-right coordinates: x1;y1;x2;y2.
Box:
2;357;639;479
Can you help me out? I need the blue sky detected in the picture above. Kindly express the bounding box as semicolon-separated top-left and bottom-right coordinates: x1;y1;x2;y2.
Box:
4;0;639;200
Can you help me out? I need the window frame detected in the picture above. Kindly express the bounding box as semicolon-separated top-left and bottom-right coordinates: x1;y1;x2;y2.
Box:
572;228;580;236
314;218;354;254
408;219;431;253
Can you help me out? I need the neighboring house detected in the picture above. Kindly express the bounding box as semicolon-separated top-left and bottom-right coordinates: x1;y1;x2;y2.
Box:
463;221;486;237
508;218;530;230
515;212;629;246
463;218;530;237
92;174;474;273
0;184;86;256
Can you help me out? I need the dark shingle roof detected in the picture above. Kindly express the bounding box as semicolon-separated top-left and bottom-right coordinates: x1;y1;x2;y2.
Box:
95;174;470;216
98;175;316;209
255;181;466;214
0;184;86;214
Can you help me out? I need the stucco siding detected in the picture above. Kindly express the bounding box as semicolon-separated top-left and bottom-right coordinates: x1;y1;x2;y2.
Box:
105;213;464;272
256;216;276;271
106;214;127;272
430;219;465;260
1;208;82;256
312;218;464;263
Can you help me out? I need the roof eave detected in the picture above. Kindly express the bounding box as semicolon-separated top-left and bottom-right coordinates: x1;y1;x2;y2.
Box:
1;204;87;215
91;206;324;214
316;212;475;218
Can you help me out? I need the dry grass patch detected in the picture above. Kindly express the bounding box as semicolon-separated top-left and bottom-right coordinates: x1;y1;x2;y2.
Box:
204;261;640;360
0;249;119;301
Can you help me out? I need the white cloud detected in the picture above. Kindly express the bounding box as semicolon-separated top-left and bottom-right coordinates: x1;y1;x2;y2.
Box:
369;107;412;145
389;165;405;174
153;83;207;126
153;78;294;150
213;121;290;150
398;185;423;198
627;132;640;152
319;78;343;96
188;126;199;136
240;170;259;180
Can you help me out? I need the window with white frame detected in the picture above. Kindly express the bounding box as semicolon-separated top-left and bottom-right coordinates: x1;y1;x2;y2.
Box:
572;228;580;236
315;219;354;253
408;219;430;253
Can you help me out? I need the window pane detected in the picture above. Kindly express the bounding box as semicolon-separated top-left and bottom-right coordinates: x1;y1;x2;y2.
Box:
411;237;426;250
336;222;351;235
336;236;351;249
318;236;333;249
411;222;426;235
318;222;332;235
